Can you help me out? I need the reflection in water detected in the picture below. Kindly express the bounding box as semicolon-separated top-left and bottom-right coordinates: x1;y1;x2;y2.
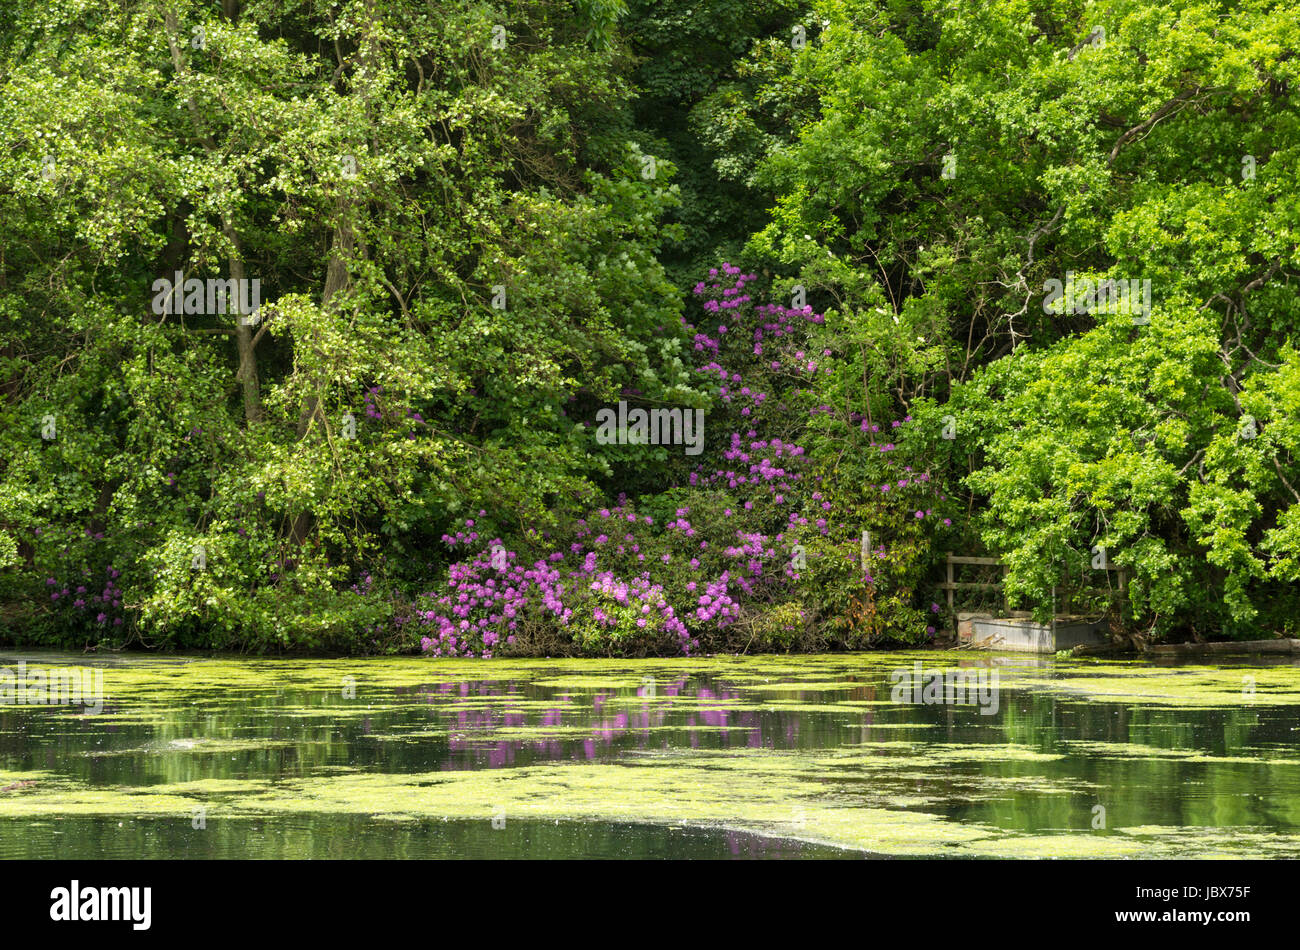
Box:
10;815;853;860
0;651;1298;858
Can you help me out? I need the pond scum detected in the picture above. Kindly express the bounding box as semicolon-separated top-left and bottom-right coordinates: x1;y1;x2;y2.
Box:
1;651;1299;858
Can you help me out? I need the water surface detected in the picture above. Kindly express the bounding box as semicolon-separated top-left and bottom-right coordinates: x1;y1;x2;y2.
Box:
1;650;1297;858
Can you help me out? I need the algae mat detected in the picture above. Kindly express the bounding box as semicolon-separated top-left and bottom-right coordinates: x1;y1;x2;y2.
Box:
1;650;1298;858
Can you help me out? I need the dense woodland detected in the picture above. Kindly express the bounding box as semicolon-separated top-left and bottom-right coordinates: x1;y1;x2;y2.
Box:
1;0;1298;654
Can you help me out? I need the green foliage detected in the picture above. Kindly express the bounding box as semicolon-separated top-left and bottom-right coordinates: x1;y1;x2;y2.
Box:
3;0;1298;650
625;0;809;284
0;0;702;649
734;0;1300;640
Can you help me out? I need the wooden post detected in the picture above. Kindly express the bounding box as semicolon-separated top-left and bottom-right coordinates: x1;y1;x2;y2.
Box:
946;555;954;611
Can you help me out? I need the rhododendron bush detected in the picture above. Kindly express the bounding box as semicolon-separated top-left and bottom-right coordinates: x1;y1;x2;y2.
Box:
416;266;956;657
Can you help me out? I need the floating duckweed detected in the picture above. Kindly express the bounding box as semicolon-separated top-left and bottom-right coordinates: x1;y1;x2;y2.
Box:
2;649;1299;857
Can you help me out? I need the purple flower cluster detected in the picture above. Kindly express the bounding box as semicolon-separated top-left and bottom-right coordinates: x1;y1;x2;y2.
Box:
418;518;696;657
415;264;956;654
47;566;125;627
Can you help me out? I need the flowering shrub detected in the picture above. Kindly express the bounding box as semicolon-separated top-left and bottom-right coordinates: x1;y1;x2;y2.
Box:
0;521;133;648
417;265;958;656
45;565;127;636
416;527;694;657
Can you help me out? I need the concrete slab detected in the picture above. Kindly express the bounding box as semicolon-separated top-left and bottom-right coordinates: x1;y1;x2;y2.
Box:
969;617;1111;654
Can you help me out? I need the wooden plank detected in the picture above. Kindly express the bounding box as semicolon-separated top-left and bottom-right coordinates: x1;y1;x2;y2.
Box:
947;556;1002;565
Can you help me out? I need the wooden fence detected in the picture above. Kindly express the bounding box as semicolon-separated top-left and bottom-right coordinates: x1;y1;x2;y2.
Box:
940;554;1128;613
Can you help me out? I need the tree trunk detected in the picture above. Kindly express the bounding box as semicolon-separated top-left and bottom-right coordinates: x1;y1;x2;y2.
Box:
163;11;262;425
286;221;355;546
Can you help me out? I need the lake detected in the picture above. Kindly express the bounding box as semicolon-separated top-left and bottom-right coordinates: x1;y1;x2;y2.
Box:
1;650;1298;858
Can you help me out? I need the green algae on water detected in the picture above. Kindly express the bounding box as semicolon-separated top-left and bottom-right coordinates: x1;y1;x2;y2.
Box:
2;649;1300;858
